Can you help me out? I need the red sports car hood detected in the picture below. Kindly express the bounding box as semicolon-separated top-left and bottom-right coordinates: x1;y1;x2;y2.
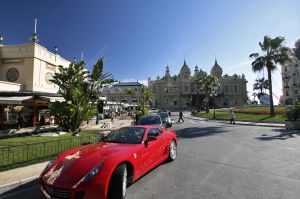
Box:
42;142;136;187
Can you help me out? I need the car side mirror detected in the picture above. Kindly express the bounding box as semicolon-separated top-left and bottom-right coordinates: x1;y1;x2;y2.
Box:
148;136;157;142
144;136;157;147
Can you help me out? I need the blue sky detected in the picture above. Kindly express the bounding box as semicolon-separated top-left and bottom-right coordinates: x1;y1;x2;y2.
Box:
1;0;299;104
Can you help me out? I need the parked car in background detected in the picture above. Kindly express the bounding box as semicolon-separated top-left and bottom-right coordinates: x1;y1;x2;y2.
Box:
159;112;172;128
138;114;164;127
40;126;177;199
150;108;159;113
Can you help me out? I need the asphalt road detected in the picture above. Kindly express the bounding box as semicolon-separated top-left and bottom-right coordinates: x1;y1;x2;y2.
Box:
1;116;300;199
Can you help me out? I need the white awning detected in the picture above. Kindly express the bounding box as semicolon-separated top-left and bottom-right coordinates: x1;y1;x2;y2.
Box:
41;96;65;102
0;96;33;105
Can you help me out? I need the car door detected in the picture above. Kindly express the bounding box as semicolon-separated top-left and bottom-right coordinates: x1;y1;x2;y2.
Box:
134;128;167;177
146;128;167;169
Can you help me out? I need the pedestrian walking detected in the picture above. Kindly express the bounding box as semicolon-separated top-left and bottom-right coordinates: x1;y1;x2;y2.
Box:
168;110;171;117
178;110;184;123
230;110;236;125
17;114;24;129
39;114;45;126
111;112;115;123
135;112;140;125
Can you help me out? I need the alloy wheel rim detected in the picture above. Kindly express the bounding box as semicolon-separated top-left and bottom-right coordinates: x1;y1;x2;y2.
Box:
122;167;127;197
170;141;176;159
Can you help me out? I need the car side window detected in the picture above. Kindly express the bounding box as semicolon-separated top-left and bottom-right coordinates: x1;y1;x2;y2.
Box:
148;128;161;137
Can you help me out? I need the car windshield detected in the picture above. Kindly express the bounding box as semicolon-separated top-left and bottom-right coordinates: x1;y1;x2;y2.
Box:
102;127;146;144
160;112;168;120
138;116;161;125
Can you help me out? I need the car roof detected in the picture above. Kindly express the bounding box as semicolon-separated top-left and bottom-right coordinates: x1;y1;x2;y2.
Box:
140;114;160;118
131;125;163;129
159;112;168;115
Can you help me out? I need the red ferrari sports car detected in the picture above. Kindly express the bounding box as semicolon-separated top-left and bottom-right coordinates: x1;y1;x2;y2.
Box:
40;125;177;199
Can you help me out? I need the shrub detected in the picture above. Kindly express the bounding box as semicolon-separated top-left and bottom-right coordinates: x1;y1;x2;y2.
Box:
286;102;300;121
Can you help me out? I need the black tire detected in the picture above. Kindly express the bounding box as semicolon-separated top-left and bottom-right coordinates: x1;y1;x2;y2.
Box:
168;140;177;161
108;164;127;199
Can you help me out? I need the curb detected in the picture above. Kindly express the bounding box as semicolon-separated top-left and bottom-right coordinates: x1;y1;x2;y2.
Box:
0;175;39;195
183;115;285;128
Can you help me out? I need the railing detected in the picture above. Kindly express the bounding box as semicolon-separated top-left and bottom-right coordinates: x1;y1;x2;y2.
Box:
0;136;99;170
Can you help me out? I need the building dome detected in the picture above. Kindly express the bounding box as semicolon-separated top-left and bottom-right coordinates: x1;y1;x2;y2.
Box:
194;65;199;74
179;59;191;78
210;59;223;79
165;65;171;79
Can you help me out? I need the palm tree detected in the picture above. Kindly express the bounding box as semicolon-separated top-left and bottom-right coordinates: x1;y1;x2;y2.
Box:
253;77;269;102
249;36;292;116
125;88;136;100
197;75;219;113
50;58;110;135
140;85;154;115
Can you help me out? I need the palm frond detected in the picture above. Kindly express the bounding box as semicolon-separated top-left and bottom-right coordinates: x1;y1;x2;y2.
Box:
270;36;285;50
249;53;259;59
251;57;265;72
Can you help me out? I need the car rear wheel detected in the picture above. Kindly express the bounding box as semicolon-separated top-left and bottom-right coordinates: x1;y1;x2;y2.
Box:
168;140;177;161
108;164;127;199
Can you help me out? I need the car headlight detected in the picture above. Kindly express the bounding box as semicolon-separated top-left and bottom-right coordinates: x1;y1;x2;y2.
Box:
46;159;56;168
80;163;104;183
40;157;57;176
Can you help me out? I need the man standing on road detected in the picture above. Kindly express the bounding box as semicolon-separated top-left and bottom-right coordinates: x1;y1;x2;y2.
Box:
230;110;236;125
178;110;184;123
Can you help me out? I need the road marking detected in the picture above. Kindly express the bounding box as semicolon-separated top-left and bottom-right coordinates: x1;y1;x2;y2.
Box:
286;147;297;151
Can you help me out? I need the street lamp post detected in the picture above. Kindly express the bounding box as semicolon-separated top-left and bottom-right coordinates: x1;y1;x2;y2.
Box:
210;91;217;119
190;95;192;112
54;46;58;54
0;35;3;45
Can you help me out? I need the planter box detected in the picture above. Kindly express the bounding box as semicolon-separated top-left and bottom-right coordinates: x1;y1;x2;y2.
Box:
285;120;300;130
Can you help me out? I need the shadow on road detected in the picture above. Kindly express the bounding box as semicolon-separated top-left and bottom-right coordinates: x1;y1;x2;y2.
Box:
0;179;43;199
255;128;300;141
176;126;228;139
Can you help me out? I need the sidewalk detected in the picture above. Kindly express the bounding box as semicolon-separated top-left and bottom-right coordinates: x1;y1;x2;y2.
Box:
0;161;49;194
184;113;285;128
82;117;133;132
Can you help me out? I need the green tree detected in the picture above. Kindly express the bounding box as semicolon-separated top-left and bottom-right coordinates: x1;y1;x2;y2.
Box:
125;88;136;98
50;58;110;135
250;36;293;116
140;85;153;115
197;75;219;113
253;77;269;102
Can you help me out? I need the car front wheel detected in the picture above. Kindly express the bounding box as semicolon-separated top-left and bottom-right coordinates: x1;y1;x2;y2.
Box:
108;164;127;199
168;140;177;161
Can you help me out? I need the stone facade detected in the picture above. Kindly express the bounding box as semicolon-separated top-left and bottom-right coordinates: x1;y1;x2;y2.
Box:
148;60;248;110
102;82;143;105
281;60;300;105
281;38;300;105
0;43;70;93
